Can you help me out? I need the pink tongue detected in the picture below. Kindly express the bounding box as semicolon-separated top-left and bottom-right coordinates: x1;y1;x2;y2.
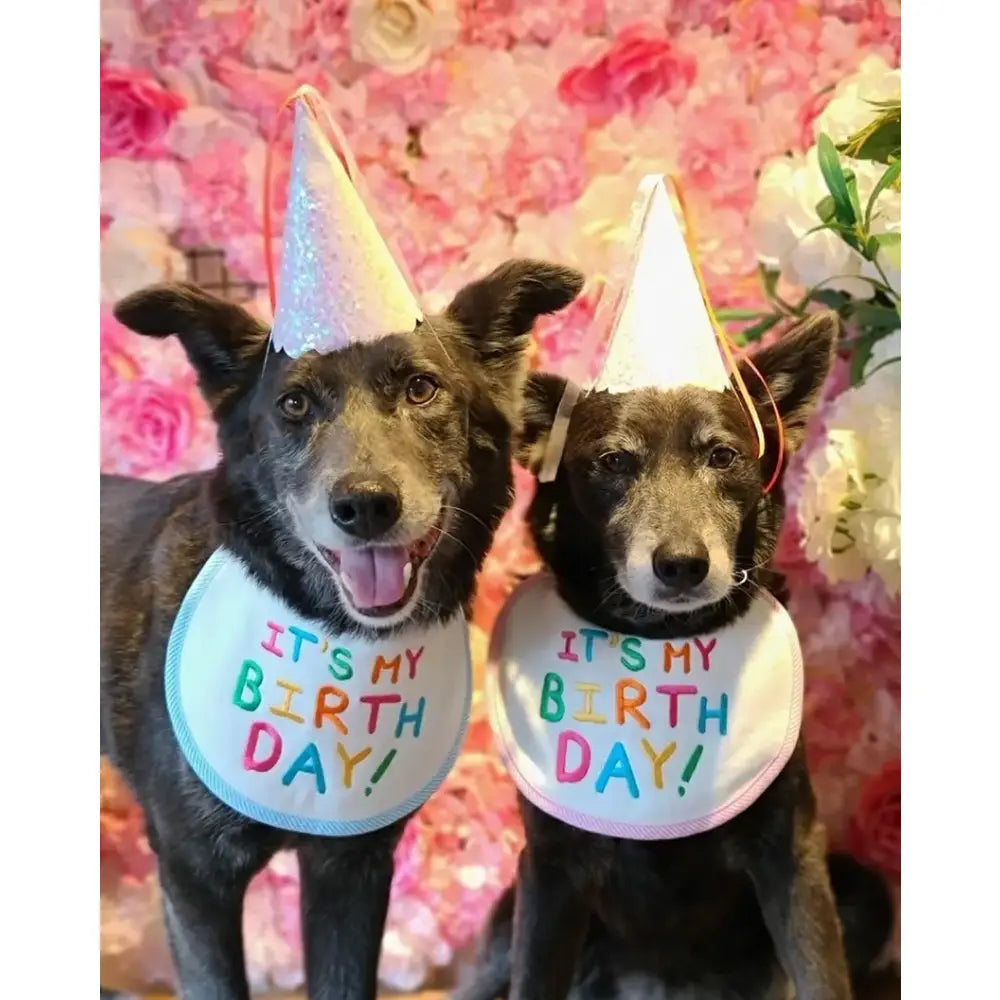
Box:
338;546;409;609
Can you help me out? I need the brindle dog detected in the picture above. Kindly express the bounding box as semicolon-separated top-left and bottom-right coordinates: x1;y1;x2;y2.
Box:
100;259;583;1000
457;313;893;1000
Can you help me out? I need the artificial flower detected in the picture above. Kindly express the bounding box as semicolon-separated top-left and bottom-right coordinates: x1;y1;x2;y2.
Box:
101;64;185;160
814;53;900;143
100;221;188;302
846;756;900;881
348;0;459;76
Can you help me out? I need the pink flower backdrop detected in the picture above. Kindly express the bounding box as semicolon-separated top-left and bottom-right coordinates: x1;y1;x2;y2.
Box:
100;0;901;991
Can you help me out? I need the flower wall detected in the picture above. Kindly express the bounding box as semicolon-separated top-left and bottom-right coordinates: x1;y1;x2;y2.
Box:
100;0;901;992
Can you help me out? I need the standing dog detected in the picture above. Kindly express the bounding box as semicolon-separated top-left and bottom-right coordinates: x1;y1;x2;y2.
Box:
459;314;893;1000
100;259;583;1000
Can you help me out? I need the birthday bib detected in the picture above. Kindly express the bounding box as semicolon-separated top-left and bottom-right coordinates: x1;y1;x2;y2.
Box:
487;574;802;840
165;548;471;836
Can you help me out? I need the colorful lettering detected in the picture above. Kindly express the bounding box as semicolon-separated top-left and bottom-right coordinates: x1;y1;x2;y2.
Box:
616;679;650;729
405;646;424;679
595;742;639;799
572;682;607;724
395;697;426;738
243;721;282;772
540;671;566;722
640;738;677;789
663;642;691;674
655;684;699;727
557;630;579;662
261;621;285;657
359;693;402;734
329;647;353;681
555;730;591;783
620;636;646;672
288;626;319;663
580;627;609;663
269;679;305;723
371;653;402;685
232;659;263;712
693;636;717;671
698;694;729;735
313;685;349;736
336;742;373;789
281;742;326;794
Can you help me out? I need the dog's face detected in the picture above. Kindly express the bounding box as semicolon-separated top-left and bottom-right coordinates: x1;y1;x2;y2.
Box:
520;314;837;627
114;259;582;631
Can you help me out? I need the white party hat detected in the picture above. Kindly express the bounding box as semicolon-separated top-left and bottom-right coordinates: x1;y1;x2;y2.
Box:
594;175;730;394
270;89;423;357
538;174;764;481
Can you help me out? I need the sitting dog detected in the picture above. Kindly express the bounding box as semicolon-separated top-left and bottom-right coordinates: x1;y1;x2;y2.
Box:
457;313;893;1000
100;258;583;1000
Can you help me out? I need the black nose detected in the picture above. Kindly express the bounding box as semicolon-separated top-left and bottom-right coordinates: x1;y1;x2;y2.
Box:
329;476;402;540
652;543;710;593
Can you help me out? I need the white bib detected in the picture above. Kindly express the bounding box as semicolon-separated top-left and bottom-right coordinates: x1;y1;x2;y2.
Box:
166;548;471;836
487;574;802;840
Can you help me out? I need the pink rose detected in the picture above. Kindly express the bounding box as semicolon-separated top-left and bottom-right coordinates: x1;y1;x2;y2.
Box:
846;756;900;881
558;25;696;122
100;309;140;399
803;675;863;770
100;65;185;160
102;377;195;478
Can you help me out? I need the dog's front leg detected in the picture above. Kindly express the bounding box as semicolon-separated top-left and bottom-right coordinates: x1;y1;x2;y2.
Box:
509;848;589;1000
158;849;259;1000
742;810;852;1000
297;833;398;1000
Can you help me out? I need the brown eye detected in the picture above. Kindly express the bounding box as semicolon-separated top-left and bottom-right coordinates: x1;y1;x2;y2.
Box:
708;446;737;469
278;391;310;420
600;451;637;475
405;374;439;406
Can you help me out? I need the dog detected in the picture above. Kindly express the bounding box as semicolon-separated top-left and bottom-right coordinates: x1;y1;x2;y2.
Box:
456;312;894;1000
100;258;583;1000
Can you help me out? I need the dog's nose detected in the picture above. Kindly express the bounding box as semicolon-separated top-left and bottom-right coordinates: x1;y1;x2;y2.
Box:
329;476;402;540
652;544;710;593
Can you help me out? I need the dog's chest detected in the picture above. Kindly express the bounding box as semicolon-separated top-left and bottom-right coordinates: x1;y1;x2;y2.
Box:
488;574;803;840
164;547;471;836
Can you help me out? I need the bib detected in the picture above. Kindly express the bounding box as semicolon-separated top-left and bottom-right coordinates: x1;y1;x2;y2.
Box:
166;548;471;836
487;574;802;840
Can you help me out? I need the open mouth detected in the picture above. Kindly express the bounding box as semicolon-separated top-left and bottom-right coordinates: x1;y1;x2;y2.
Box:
319;516;444;619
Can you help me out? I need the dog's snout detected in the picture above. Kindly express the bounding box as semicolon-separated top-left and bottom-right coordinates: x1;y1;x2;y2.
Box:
652;543;710;593
329;476;402;540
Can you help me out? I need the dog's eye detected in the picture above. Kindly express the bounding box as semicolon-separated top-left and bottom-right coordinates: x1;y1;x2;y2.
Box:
708;446;738;469
277;391;311;421
599;451;637;475
405;374;439;406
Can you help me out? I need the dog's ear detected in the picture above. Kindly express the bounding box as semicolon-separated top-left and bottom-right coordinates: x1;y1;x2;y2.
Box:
517;371;571;474
736;311;838;453
113;282;269;412
446;259;584;393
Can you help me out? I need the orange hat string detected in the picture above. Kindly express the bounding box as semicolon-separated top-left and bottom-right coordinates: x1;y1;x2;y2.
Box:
667;176;785;495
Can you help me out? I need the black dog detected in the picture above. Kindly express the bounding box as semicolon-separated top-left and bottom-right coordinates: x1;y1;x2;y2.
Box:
100;259;583;1000
457;313;893;1000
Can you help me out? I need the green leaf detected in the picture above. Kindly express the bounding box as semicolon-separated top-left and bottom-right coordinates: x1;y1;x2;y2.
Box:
808;289;851;312
817;133;857;227
850;333;877;386
738;314;783;343
871;231;901;271
714;308;770;322
837;104;901;164
845;171;863;227
865;160;901;230
815;194;837;223
848;301;900;333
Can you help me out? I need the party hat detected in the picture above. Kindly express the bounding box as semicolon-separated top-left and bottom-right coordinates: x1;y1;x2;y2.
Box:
270;91;423;357
538;175;764;482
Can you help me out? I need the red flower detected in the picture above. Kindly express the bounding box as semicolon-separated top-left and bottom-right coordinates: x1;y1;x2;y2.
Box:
558;26;696;122
100;65;185;160
846;757;900;882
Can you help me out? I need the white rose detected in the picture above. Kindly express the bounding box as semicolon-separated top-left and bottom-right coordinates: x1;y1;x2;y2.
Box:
348;0;458;76
101;159;185;230
751;146;900;298
101;222;187;302
815;55;900;144
796;332;901;595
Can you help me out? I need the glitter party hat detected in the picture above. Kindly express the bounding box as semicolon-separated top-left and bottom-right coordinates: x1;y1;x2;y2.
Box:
269;89;423;357
538;174;767;482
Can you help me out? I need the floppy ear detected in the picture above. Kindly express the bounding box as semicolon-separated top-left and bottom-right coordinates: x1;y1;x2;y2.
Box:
446;259;584;394
736;310;838;453
517;371;572;474
113;282;270;413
